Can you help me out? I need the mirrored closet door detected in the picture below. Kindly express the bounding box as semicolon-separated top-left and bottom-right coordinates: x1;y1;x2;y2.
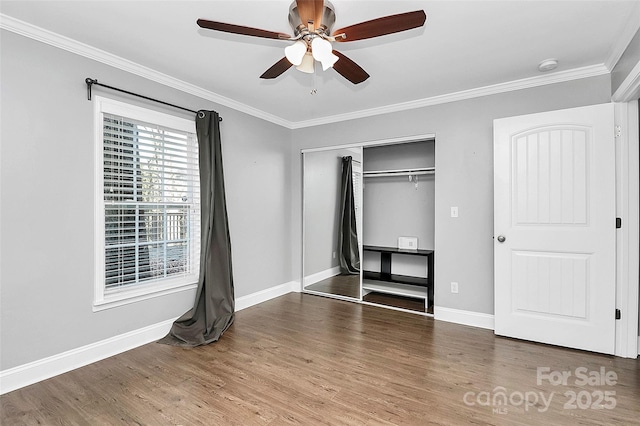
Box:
302;147;362;301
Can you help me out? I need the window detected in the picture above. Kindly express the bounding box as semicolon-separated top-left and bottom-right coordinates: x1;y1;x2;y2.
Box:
94;97;200;310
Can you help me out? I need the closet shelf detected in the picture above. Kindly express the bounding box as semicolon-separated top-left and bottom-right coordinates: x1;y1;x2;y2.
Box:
362;279;429;300
363;167;435;178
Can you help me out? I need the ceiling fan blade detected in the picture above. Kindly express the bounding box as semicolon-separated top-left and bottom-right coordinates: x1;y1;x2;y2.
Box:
260;57;294;79
295;0;324;29
332;10;426;42
197;19;291;40
332;51;369;84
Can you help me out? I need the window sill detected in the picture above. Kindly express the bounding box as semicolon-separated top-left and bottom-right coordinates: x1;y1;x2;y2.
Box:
93;278;198;312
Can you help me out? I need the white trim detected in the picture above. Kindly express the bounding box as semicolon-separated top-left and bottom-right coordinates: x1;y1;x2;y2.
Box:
612;59;640;102
94;95;104;307
235;281;295;311
0;317;177;395
93;282;198;312
0;14;290;128
0;14;615;130
96;95;196;133
0;281;296;395
604;4;640;71
613;101;640;359
290;280;302;293
301;142;368;154
291;65;610;129
434;306;495;330
303;266;341;286
301;134;436;154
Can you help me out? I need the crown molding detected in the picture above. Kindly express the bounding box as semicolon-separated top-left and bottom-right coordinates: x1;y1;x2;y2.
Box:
612;59;640;102
604;3;640;71
291;64;610;129
0;14;293;129
1;13;614;131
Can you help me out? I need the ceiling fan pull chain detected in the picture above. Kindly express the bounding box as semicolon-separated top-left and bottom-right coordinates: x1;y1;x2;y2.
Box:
310;62;318;95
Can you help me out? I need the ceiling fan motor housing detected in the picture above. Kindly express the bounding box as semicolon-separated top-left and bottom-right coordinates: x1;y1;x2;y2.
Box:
289;1;335;36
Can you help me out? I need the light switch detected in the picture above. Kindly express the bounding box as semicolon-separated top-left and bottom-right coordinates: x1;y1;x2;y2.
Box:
451;207;459;218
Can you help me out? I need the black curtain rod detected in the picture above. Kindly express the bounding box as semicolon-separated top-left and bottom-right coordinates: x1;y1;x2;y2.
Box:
85;78;222;121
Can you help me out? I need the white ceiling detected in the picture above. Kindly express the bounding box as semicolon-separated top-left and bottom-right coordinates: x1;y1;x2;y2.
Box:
2;1;639;127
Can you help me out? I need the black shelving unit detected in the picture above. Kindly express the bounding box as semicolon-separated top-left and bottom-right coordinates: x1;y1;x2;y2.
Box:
362;245;434;307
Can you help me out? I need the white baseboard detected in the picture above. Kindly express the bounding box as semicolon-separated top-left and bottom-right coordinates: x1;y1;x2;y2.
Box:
434;306;495;330
235;281;296;311
638;337;640;356
304;266;341;286
1;281;295;395
0;317;176;395
290;280;302;292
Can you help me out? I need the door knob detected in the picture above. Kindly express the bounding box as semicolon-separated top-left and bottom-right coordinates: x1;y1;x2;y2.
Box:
497;235;506;243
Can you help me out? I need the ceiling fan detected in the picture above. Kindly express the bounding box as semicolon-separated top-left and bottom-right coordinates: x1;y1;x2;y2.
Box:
197;1;426;84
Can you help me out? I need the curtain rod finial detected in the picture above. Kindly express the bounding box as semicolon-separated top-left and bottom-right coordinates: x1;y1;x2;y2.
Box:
85;78;98;100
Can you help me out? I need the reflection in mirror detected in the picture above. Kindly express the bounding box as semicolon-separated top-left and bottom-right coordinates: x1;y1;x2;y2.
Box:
303;147;362;300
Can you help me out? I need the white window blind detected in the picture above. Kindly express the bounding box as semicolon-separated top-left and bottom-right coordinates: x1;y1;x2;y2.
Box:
101;111;200;294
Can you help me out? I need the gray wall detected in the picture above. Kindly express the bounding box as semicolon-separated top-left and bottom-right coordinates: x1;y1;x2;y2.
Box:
362;141;435;249
0;31;293;370
293;75;612;315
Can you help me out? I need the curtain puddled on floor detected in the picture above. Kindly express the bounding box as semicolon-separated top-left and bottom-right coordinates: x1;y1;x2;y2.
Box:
159;110;234;347
338;156;360;274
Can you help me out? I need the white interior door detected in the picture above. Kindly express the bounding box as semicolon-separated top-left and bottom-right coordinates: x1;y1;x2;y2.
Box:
494;103;616;354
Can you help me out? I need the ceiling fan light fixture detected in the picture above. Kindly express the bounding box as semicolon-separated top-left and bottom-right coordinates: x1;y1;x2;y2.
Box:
285;40;307;66
311;36;338;70
321;51;339;70
296;52;315;73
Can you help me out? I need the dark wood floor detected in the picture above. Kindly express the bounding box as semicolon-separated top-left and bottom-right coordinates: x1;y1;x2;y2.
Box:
2;293;639;425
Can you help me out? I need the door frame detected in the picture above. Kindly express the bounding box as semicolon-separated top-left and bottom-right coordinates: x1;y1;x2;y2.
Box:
300;133;437;313
614;101;639;358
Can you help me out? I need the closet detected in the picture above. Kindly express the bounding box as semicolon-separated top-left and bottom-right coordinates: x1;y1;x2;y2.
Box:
361;140;435;314
302;136;435;315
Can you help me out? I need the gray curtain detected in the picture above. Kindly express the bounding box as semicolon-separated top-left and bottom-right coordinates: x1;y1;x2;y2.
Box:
338;156;360;274
159;110;234;347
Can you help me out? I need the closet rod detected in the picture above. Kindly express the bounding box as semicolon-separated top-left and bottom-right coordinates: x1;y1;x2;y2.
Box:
85;78;222;121
364;167;435;178
365;170;434;178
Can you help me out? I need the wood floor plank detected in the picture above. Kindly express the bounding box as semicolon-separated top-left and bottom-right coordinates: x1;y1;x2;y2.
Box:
1;293;638;425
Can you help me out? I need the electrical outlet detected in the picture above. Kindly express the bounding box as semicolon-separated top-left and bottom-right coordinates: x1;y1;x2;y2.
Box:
332;251;336;259
451;207;459;218
451;282;459;293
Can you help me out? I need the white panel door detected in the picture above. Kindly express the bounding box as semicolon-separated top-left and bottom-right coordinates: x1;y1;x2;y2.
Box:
494;103;616;354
